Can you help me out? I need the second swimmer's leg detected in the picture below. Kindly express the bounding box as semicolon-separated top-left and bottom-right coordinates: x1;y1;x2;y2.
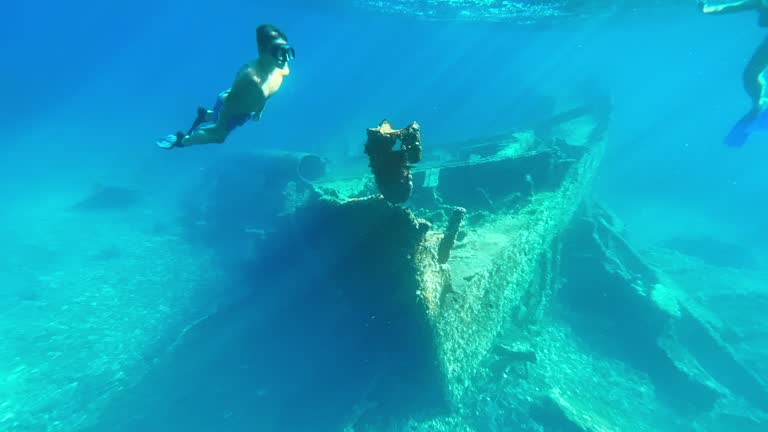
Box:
725;36;768;146
743;36;768;109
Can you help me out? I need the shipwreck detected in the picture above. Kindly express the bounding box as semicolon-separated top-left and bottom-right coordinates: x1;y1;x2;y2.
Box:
88;90;768;432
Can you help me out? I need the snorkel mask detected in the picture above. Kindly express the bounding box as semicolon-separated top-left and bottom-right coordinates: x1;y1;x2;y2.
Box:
270;42;295;66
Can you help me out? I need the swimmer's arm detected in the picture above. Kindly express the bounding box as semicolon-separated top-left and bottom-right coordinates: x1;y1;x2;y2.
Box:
699;0;758;14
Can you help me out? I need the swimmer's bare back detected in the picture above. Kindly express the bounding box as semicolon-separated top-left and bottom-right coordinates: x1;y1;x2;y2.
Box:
219;61;290;125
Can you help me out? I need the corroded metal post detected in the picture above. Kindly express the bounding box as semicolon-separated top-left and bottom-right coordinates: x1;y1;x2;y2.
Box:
437;207;466;264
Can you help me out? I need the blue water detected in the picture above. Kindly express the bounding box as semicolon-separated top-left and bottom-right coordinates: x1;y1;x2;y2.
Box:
2;1;767;431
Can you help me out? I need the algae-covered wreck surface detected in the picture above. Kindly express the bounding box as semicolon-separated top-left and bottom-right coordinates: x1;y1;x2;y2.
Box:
89;99;767;432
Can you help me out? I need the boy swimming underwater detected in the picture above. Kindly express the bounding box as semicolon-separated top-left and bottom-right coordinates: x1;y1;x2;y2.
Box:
157;24;295;149
699;0;768;146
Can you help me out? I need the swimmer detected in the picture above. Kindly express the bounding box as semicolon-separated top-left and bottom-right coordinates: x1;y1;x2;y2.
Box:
157;24;294;149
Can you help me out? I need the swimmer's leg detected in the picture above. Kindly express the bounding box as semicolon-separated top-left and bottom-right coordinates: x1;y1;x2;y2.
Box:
179;123;230;146
188;90;231;134
743;36;768;109
724;36;768;147
187;107;210;134
699;0;756;14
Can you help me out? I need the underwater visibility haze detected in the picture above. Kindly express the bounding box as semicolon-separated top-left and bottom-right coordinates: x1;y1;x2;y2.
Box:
1;0;767;431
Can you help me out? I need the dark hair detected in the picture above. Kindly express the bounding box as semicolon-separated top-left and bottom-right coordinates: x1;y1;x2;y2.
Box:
257;24;288;52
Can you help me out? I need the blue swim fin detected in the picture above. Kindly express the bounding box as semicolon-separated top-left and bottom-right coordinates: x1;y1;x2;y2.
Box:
156;134;177;149
156;132;185;149
725;108;768;147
